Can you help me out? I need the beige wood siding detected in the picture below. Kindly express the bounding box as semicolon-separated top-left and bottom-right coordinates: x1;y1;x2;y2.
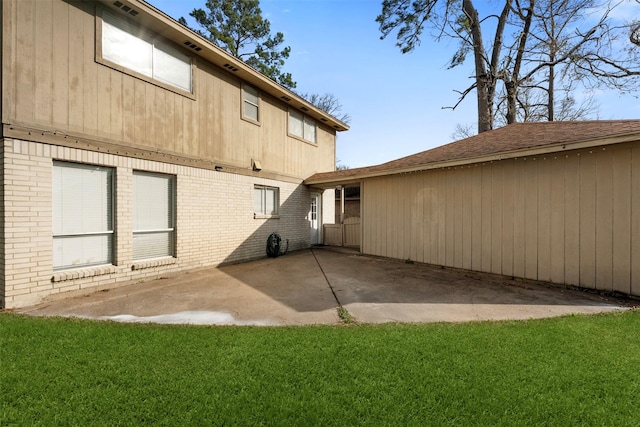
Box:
362;142;640;296
2;0;335;179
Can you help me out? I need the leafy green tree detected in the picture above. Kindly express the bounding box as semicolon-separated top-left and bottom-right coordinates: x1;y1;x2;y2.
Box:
181;0;296;89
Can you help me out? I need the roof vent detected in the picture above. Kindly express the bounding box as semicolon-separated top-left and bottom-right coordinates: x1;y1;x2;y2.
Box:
183;41;202;52
280;96;291;102
300;107;309;112
113;1;138;16
223;63;239;72
321;118;328;122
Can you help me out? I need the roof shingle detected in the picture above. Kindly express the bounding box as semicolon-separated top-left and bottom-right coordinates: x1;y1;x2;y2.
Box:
306;120;640;185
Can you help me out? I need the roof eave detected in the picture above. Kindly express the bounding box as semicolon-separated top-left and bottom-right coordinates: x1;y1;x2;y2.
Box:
305;130;640;187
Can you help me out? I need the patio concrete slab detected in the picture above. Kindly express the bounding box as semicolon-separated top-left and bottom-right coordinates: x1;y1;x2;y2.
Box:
15;247;629;325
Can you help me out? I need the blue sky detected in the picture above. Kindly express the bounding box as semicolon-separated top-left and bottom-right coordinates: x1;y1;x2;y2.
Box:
149;0;640;169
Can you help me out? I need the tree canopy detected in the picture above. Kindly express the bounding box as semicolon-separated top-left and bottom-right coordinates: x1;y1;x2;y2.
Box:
182;0;296;89
377;0;640;133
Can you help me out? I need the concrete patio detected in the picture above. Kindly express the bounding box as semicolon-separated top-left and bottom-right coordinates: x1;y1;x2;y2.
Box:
15;247;630;325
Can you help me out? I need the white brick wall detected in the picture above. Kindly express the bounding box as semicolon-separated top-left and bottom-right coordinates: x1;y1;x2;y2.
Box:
1;138;324;308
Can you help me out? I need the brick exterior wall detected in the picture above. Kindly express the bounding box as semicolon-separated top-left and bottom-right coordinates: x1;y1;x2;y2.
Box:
1;138;322;308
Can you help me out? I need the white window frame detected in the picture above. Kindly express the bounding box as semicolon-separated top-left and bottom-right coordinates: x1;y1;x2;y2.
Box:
242;84;260;124
98;9;193;95
132;171;176;261
288;110;317;144
52;162;114;270
254;185;279;218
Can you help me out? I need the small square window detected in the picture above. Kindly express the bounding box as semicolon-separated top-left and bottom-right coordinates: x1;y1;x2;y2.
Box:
254;185;279;216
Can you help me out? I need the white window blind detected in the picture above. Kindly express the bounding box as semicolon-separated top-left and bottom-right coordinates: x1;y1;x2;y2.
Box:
243;85;259;121
303;117;317;143
289;110;304;138
133;171;175;260
288;110;316;143
53;162;113;270
254;186;278;216
102;11;192;92
153;42;192;92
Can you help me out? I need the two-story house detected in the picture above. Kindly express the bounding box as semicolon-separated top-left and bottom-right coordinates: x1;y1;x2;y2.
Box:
1;0;348;308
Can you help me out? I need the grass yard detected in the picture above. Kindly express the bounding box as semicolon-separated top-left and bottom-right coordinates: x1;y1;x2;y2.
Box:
2;310;640;426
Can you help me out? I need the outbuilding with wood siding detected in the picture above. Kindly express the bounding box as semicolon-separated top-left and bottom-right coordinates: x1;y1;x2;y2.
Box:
306;120;640;297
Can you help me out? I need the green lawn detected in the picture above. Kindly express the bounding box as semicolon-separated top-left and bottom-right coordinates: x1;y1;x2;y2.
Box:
2;310;640;426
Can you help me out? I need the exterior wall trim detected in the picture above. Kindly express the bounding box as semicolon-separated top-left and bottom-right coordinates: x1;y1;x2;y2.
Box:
3;123;305;184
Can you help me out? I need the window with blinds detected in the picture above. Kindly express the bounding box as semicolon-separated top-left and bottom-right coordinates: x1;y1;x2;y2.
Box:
53;162;114;270
254;185;279;216
133;171;176;260
243;84;260;123
101;10;192;93
288;110;317;143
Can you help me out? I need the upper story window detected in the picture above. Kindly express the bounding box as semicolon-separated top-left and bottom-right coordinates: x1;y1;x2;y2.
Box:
100;11;192;93
242;84;260;123
288;110;317;144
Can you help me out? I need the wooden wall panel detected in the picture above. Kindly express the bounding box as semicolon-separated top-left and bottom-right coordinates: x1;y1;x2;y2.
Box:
524;159;538;280
445;170;455;267
34;0;53;125
595;150;614;291
68;3;85;132
436;170;446;266
631;148;640;296
52;0;69;129
401;175;411;260
422;173;433;264
13;0;35;124
461;167;473;270
579;153;597;288
564;153;580;285
501;161;514;277
612;148;631;293
537;158;552;282
453;169;464;269
512;160;527;279
491;163;503;275
470;166;483;271
481;165;492;273
549;157;565;284
110;72;124;141
412;173;424;263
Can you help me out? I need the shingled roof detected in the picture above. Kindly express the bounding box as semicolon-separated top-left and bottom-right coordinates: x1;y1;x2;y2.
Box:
305;120;640;186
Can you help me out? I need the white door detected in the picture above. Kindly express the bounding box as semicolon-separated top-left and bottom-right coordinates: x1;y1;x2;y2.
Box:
310;193;321;245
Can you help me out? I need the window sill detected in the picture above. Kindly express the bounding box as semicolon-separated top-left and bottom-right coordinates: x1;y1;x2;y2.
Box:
241;116;261;126
52;265;117;283
254;214;280;220
287;133;317;146
131;257;177;271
